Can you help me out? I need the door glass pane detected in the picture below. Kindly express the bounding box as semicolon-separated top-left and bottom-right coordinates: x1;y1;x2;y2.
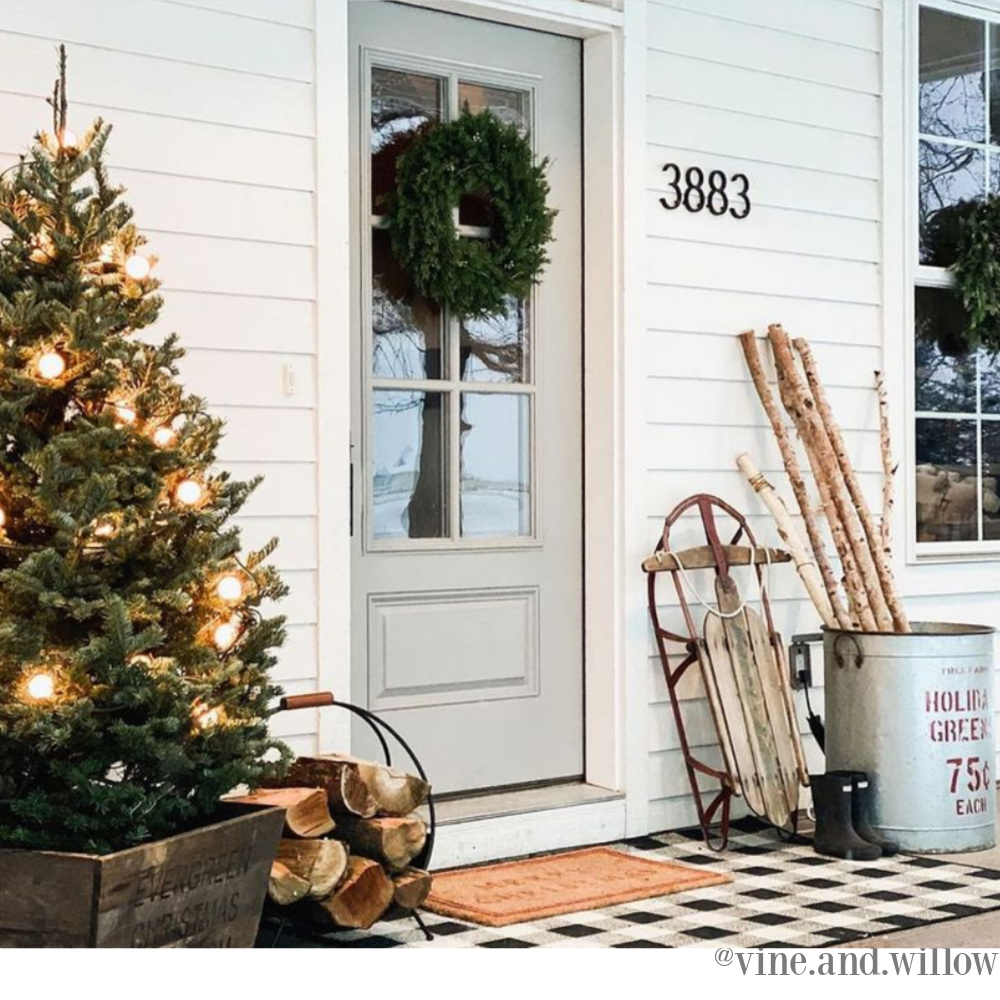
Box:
371;67;442;214
915;287;976;412
916;418;978;543
918;141;984;265
457;82;529;227
991;24;1000;144
373;390;448;540
460;296;529;384
919;7;985;142
460;394;531;538
981;422;1000;539
982;353;1000;414
372;229;444;379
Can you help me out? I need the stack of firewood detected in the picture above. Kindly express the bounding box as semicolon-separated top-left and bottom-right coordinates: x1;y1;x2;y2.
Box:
230;754;432;931
738;324;911;634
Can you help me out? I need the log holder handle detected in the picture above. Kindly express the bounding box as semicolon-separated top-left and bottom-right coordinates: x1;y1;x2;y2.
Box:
262;691;436;945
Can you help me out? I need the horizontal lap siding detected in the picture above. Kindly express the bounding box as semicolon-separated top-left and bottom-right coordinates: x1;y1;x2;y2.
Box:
643;0;883;832
0;0;321;750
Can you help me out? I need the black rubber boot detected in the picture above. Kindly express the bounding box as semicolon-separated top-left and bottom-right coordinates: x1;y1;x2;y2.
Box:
829;770;899;857
809;772;882;861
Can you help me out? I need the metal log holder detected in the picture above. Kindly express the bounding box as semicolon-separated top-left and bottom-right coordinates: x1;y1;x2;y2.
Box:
644;494;807;850
259;691;436;946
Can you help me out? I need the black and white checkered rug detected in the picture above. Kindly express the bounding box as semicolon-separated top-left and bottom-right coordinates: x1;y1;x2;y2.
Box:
258;819;1000;949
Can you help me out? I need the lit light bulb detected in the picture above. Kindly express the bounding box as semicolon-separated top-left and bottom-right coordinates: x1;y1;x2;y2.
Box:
58;128;78;151
152;426;177;448
93;519;117;539
212;619;239;652
193;702;224;730
26;670;55;701
124;253;151;281
36;351;66;380
98;242;115;264
216;574;244;603
0;506;5;529
175;479;204;506
114;404;137;426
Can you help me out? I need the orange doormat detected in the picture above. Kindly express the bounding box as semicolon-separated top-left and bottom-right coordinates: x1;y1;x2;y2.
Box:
423;847;731;927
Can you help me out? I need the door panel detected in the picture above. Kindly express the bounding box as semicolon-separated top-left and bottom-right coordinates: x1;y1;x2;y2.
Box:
349;1;583;794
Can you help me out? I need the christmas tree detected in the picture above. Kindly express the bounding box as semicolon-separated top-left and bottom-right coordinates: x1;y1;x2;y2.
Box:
0;49;290;854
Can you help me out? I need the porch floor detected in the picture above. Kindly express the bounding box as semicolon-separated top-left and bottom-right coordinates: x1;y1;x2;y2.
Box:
258;817;1000;949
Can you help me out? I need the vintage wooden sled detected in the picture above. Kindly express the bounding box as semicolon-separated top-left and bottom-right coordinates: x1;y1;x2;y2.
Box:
644;495;810;849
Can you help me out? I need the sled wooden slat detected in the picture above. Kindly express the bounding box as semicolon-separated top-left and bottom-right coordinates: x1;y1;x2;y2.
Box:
643;545;790;574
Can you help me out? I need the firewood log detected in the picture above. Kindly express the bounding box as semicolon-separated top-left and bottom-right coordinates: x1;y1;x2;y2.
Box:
269;757;378;818
310;754;430;816
227;786;335;838
276;838;349;899
739;330;851;629
302;858;394;931
335;814;427;871
392;868;432;910
268;861;311;907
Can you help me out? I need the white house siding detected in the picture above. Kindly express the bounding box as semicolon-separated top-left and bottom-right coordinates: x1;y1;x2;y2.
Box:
0;0;322;757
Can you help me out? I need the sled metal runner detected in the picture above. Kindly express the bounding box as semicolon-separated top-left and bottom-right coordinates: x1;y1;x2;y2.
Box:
644;495;809;849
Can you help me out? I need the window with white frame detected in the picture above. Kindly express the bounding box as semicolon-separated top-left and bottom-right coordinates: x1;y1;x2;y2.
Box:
915;2;1000;547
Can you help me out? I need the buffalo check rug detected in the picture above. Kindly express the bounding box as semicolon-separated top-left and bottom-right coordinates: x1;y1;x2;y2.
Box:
258;818;1000;949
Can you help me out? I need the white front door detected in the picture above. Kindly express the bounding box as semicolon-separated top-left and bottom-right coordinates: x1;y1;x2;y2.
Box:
348;2;583;795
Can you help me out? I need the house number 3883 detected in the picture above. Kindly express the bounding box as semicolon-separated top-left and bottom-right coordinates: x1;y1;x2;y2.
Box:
659;163;751;219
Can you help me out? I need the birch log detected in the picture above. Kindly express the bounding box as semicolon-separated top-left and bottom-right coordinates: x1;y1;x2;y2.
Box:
875;370;899;563
794;339;910;633
738;331;851;629
736;453;837;628
767;324;888;631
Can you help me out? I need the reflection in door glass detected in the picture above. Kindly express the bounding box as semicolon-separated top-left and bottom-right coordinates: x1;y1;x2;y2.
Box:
461;296;529;384
914;287;976;412
918;141;984;266
373;229;444;380
919;7;985;142
371;68;442;214
373;390;448;540
915;418;978;543
460;394;531;538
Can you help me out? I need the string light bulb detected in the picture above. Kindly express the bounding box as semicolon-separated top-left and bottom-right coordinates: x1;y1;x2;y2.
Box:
175;478;204;506
216;574;245;603
0;506;5;529
114;404;137;426
124;253;151;281
212;619;239;652
36;351;66;380
93;518;117;539
152;426;177;448
26;670;55;702
58;128;78;152
192;701;224;730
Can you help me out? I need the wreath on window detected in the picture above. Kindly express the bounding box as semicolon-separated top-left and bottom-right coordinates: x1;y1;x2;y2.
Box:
938;196;1000;355
383;109;556;320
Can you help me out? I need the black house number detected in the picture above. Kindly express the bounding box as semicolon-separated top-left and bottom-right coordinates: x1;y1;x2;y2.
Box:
659;163;751;219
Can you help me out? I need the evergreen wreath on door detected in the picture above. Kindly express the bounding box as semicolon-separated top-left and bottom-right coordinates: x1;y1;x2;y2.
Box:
384;109;556;320
950;195;1000;355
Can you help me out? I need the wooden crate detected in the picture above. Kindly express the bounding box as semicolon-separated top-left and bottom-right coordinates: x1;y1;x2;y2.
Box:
0;802;285;948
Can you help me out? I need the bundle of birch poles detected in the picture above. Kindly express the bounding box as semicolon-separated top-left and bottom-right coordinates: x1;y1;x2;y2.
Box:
738;324;910;634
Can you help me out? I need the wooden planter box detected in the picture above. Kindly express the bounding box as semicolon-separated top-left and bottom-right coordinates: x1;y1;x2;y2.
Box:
0;802;284;948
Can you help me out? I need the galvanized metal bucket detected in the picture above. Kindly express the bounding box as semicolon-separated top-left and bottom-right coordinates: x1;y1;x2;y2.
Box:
824;623;996;854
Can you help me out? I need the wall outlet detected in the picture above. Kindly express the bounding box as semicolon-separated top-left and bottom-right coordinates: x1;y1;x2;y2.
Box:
281;363;296;397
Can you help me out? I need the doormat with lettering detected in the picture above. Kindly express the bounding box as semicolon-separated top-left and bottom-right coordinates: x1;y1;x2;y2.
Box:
422;847;732;926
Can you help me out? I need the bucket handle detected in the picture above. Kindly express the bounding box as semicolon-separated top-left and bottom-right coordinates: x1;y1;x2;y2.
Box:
833;632;864;670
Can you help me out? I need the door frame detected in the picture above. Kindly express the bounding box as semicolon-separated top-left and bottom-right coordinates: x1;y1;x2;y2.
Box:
315;0;650;838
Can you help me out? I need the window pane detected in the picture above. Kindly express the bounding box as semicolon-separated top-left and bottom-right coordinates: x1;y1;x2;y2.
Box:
981;422;1000;538
457;83;529;227
371;68;442;214
919;7;985;142
460;394;531;538
373;390;448;540
461;296;529;384
981;353;1000;413
916;418;978;543
372;229;444;380
990;24;1000;144
919;141;984;265
915;287;976;411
